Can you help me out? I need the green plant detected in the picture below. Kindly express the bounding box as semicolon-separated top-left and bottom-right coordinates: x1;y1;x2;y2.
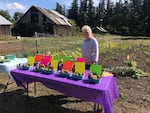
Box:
124;60;137;67
104;66;149;79
140;95;150;105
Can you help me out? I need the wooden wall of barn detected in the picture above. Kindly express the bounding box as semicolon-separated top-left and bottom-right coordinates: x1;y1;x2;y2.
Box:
53;25;73;36
0;25;12;38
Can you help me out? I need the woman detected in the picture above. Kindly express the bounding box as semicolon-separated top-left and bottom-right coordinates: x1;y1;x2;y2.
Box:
81;25;99;69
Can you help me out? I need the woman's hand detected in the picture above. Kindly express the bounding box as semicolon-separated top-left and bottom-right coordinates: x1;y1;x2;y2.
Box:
91;61;96;65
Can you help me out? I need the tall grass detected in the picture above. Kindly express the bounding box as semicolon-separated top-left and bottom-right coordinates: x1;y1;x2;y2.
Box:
1;34;150;58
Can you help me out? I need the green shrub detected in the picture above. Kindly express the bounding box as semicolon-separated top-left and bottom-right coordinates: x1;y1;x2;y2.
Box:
105;66;149;79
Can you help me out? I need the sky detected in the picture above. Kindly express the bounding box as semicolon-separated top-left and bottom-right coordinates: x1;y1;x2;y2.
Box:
0;0;117;17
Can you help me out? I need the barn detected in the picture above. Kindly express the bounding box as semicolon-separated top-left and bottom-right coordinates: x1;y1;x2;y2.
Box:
0;15;12;38
13;5;73;37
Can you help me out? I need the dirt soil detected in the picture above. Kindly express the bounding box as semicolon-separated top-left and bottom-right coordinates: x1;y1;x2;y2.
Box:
0;42;150;113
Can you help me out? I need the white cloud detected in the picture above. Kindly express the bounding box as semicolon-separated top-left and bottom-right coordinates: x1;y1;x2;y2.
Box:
7;2;25;10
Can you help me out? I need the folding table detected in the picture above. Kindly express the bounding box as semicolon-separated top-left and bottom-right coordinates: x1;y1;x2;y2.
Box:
11;69;119;113
0;57;27;93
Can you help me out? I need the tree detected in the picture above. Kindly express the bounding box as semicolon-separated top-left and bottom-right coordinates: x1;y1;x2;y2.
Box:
141;0;150;35
0;10;12;22
55;2;64;15
78;0;88;27
99;0;105;27
109;0;130;35
131;0;143;13
142;0;150;16
105;0;114;29
53;0;150;36
13;12;24;22
68;0;78;20
87;0;96;27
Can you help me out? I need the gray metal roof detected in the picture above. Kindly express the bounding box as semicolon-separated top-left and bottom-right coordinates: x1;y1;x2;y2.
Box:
0;15;12;25
50;10;72;26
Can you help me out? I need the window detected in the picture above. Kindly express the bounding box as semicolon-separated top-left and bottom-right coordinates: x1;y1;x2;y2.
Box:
43;14;46;25
31;13;38;23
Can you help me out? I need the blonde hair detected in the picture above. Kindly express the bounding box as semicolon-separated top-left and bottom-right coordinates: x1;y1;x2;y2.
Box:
81;25;92;34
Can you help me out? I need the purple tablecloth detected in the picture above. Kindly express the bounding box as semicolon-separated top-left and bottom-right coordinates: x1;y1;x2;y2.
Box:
11;69;119;113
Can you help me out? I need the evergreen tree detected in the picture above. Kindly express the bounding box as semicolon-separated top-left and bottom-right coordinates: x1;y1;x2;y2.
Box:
53;0;149;36
109;0;129;34
68;0;78;20
142;0;150;35
55;2;64;15
0;10;12;22
13;12;24;22
78;0;88;27
105;0;113;29
87;0;96;27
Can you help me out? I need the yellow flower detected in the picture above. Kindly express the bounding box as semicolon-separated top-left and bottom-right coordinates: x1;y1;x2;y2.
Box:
127;54;130;60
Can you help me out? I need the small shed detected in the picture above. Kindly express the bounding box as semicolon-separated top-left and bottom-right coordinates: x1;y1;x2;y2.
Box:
93;26;108;34
0;15;13;38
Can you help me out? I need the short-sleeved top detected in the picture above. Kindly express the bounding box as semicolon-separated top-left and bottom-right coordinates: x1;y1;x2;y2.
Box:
81;37;99;65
